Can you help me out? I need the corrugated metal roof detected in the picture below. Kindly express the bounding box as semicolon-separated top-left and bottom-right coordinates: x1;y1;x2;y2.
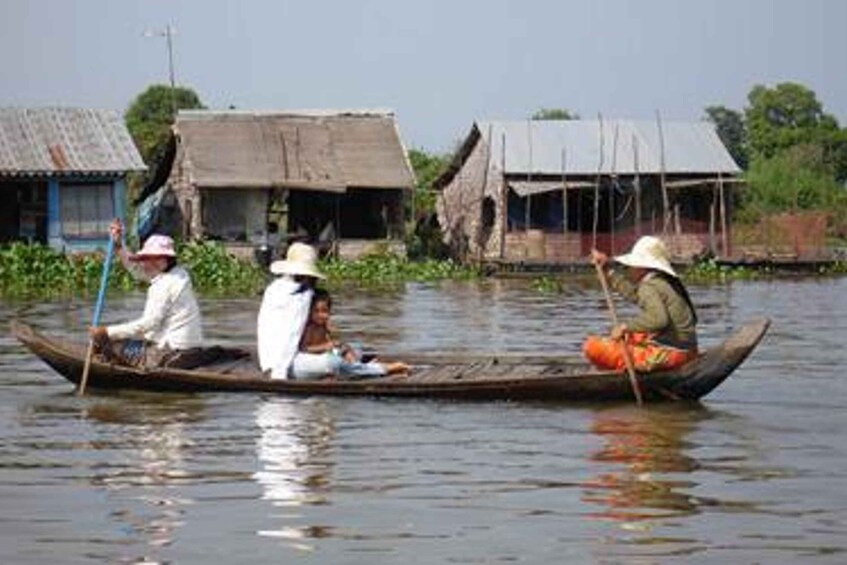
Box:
477;119;741;176
0;107;146;176
175;110;415;190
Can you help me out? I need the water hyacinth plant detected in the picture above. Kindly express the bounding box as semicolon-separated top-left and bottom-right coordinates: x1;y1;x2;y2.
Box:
0;242;482;299
320;252;480;285
0;241;267;299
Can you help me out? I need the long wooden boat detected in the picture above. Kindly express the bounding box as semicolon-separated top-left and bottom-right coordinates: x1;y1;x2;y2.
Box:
10;318;769;402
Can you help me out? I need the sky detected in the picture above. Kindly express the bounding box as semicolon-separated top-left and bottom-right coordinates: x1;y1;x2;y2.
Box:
1;0;846;153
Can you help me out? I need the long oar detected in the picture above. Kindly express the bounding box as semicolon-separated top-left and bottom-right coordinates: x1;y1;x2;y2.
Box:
78;238;115;396
593;261;644;406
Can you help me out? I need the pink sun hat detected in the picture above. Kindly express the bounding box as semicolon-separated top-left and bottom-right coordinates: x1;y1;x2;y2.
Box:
130;234;177;261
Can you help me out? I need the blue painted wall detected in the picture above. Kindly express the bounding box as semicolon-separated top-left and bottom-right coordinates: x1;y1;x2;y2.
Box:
46;176;126;253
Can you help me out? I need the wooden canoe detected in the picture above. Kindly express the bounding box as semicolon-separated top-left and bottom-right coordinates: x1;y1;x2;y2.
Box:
10;318;769;402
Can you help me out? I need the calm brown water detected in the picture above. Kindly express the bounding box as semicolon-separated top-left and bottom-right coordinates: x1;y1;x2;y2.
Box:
2;277;846;564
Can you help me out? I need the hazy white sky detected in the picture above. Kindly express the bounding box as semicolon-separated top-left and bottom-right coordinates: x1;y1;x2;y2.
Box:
2;0;845;152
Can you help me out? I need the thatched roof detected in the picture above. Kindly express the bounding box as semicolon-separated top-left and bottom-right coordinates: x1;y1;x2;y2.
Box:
174;110;415;191
0;107;145;177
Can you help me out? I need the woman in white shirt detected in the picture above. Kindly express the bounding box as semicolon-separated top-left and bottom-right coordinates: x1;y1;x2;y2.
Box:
89;220;204;368
257;242;335;380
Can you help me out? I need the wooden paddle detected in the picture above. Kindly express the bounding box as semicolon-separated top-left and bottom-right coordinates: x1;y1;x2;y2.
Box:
78;237;115;396
592;258;644;406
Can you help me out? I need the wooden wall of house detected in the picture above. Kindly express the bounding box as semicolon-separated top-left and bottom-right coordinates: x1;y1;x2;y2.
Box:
167;140;201;239
436;137;504;261
502;225;712;264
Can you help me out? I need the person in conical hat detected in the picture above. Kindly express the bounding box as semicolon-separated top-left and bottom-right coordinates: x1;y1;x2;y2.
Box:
257;242;331;380
583;236;699;373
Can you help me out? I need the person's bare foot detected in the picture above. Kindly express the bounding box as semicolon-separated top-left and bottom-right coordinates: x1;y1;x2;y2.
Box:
385;362;409;376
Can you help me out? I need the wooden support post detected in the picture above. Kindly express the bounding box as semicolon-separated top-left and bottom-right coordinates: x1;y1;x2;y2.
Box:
593;114;605;249
633;134;642;237
709;183;717;254
719;171;728;257
610;123;619;254
499;132;507;260
526;119;533;232
656;110;670;234
674;203;681;235
477;124;493;264
561;147;567;236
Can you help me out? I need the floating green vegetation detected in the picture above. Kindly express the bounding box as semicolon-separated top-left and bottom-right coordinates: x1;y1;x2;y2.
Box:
682;259;761;283
178;241;267;296
320;252;481;285
531;276;566;293
0;241;267;299
0;242;134;299
817;260;847;275
0;243;482;299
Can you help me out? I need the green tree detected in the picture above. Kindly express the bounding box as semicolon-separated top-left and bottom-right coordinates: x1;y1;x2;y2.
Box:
704;105;748;169
742;143;847;226
406;148;451;259
407;148;450;216
531;108;579;120
744;82;847;179
125;84;205;166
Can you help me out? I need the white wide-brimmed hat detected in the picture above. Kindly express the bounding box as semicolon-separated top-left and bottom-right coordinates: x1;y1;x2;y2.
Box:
614;236;677;278
269;242;325;279
130;234;177;260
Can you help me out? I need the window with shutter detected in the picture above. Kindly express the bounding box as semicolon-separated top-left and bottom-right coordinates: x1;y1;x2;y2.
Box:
60;183;113;238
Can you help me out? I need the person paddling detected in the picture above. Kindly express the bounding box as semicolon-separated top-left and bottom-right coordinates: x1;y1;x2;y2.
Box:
89;220;204;368
584;236;698;373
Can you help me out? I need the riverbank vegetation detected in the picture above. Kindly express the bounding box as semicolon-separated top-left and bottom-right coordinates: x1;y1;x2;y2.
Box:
0;242;481;299
706;82;847;245
3;241;845;300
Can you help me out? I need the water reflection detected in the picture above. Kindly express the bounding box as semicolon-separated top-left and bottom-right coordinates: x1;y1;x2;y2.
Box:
582;405;702;529
85;395;205;559
253;398;336;550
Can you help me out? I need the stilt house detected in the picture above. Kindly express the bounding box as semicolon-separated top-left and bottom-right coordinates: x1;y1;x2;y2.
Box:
157;109;415;259
0;107;145;252
434;119;742;266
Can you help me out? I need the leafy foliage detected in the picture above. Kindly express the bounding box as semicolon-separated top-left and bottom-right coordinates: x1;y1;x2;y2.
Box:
177;241;268;296
0;241;266;299
741;144;847;225
407;148;450;214
0;242;483;298
320;251;479;285
0;243;135;299
745;82;847;181
704;105;748;169
125;84;205;166
406;148;451;259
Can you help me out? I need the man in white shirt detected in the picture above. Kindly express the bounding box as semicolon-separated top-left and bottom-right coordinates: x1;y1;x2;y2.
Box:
257;242;332;379
89;221;204;368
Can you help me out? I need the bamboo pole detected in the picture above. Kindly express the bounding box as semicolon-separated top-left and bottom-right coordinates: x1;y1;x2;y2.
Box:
592;114;605;249
79;238;115;396
709;183;717;254
719;171;728;257
526;119;533;232
610;122;619;253
499;132;507;260
561;147;567;236
633;134;642;237
656;110;670;234
593;261;644;406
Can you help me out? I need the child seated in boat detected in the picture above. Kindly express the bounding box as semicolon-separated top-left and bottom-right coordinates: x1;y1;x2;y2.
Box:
584;236;699;373
299;289;409;379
